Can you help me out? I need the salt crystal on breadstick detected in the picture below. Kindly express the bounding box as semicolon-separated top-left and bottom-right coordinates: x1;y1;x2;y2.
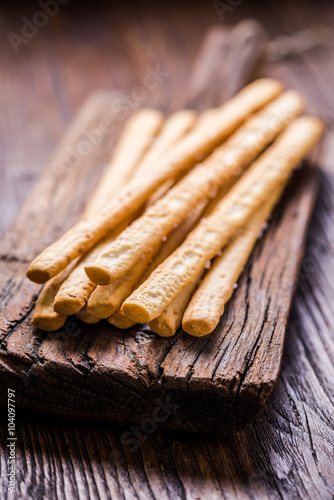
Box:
182;188;285;337
27;79;283;284
86;90;304;285
122;116;324;324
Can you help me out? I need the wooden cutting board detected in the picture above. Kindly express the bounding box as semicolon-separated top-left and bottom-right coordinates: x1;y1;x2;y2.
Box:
0;22;321;432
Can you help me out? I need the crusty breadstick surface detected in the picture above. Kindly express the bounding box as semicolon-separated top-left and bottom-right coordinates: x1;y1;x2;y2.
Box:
32;110;163;325
53;216;133;315
122;116;324;323
27;79;283;283
148;275;202;337
31;266;72;331
182;189;285;336
86;90;303;285
102;200;209;324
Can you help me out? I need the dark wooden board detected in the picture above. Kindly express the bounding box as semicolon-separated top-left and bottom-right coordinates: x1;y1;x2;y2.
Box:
0;21;325;434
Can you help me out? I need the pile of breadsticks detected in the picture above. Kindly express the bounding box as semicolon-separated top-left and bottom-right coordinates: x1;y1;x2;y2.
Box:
27;78;324;337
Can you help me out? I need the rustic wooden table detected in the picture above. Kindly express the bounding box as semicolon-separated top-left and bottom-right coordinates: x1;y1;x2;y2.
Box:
0;1;333;498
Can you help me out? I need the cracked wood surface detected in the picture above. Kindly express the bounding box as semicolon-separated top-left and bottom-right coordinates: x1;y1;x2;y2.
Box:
0;1;333;499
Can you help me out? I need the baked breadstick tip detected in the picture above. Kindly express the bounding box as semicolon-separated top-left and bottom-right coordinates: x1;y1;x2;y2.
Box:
31;270;69;331
27;78;283;283
108;310;136;329
148;275;202;337
122;116;324;323
75;306;101;324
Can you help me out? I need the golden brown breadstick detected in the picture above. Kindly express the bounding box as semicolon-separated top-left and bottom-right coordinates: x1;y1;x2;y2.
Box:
27;79;283;283
86;246;158;318
134;109;197;176
75;306;101;324
86;90;303;285
145;184;234;337
104;201;209;326
182;189;285;337
145;186;234;337
122;116;324;323
53;217;133;315
148;275;203;337
194;108;218;130
108;310;136;329
31;268;69;331
86;108;164;213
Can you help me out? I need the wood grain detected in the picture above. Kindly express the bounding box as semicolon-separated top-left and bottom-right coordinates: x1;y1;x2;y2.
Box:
0;1;333;498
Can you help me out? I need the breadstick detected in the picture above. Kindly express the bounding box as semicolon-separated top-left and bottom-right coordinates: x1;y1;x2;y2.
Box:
122;116;324;323
75;306;101;324
86;108;164;213
148;275;203;337
27;79;283;283
134;109;197;176
145;186;234;336
53;216;133;315
86;90;304;285
108;310;136;330
86;246;158;318
194;108;218;130
182;188;285;336
31;266;70;331
53;110;197;315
